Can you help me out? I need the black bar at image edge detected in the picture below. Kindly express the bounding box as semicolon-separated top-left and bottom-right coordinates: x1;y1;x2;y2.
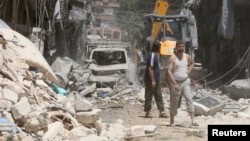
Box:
208;124;250;140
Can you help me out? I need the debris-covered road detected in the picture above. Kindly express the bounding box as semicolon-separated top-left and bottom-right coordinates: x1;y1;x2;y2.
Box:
1;28;250;141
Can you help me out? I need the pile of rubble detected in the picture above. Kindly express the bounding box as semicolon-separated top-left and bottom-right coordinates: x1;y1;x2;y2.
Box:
1;27;250;141
0;28;155;141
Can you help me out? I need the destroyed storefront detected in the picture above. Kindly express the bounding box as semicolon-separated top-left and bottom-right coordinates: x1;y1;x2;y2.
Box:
0;0;94;65
193;0;250;86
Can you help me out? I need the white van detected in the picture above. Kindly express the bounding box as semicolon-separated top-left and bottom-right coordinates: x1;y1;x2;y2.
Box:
87;47;131;88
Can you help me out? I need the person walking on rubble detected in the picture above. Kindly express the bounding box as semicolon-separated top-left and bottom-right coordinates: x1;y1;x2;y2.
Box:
144;41;168;118
166;40;198;126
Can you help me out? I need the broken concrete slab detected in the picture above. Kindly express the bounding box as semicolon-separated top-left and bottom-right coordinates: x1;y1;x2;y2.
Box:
224;79;250;100
24;116;49;133
185;129;206;138
93;118;102;135
76;109;101;124
51;56;78;77
11;97;31;119
79;83;96;97
74;99;93;112
236;112;250;119
100;123;126;141
42;121;64;141
70;126;96;137
126;126;145;137
194;95;225;116
0;28;58;83
2;88;18;103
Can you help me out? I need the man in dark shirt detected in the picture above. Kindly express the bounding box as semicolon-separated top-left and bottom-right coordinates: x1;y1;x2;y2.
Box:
144;41;168;118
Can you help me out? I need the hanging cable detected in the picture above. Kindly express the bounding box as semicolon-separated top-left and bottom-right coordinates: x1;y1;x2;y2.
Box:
216;49;250;90
205;45;250;86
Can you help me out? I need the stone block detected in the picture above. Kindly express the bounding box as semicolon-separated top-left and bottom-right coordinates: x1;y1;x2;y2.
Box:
11;97;31;119
185;129;206;138
127;126;145;137
74;99;93;112
76;109;101;124
42;121;64;141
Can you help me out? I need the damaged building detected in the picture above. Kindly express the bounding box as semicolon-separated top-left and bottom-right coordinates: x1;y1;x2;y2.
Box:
0;0;249;140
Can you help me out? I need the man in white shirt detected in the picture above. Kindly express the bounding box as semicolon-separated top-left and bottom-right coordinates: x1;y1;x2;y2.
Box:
166;40;198;127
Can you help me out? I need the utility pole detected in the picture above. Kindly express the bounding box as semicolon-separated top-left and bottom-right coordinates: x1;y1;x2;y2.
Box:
24;0;31;34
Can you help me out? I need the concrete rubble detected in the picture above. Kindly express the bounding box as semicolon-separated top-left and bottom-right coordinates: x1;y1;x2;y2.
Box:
0;28;164;141
0;28;250;140
194;94;225;116
224;79;250;100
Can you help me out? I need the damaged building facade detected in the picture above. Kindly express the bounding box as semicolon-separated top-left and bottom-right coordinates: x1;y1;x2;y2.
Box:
193;0;250;86
0;0;94;64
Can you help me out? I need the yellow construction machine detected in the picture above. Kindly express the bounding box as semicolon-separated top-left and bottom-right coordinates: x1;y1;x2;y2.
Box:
137;0;205;84
151;0;173;42
145;0;189;55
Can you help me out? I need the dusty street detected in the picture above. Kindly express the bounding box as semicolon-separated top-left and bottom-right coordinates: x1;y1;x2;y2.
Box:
96;88;250;141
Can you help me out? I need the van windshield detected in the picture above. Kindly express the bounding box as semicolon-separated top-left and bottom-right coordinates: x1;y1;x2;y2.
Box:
91;50;127;65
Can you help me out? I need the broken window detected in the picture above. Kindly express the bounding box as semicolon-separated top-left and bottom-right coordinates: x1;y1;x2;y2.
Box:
92;50;126;65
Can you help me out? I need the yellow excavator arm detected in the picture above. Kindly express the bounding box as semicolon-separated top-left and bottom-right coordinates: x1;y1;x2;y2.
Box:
153;0;169;15
152;0;173;42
